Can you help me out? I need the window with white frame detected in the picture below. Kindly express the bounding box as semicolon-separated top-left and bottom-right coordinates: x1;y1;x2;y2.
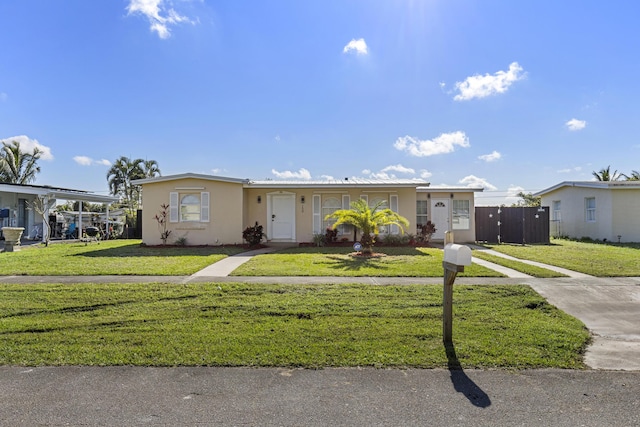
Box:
452;199;470;230
585;197;596;222
369;196;388;233
416;200;428;229
170;192;210;223
552;200;561;221
322;197;341;232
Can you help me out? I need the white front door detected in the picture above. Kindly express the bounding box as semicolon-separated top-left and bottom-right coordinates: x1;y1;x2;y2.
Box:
269;194;295;240
430;199;450;240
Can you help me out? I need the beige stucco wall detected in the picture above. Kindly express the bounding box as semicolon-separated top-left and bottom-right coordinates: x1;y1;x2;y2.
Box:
541;187;613;241
611;189;640;242
141;178;480;245
140;178;244;246
244;186;420;243
416;191;477;243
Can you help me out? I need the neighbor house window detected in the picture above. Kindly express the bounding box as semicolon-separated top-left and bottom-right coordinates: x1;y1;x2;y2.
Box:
416;200;428;229
585;197;596;222
452;200;470;230
552;200;561;221
169;192;210;223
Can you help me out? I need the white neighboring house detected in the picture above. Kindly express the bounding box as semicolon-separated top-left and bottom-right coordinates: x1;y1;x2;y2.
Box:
535;181;640;243
0;182;118;242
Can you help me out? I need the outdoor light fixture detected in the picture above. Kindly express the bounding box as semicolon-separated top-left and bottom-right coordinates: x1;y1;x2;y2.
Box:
257;195;262;204
450;193;454;199
427;193;431;198
300;195;305;204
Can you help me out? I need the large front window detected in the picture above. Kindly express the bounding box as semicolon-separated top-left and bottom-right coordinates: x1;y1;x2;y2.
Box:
322;197;341;231
180;194;201;222
452;199;470;230
169;191;210;223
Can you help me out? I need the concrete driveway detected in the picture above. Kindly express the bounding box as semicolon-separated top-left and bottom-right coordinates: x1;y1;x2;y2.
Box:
524;276;640;371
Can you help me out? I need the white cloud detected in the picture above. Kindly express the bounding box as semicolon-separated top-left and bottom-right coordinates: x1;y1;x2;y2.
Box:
73;156;112;166
126;0;193;39
320;174;335;180
370;172;392;179
557;166;582;173
478;150;502;162
381;164;415;174
0;135;54;160
453;62;525;101
361;169;371;175
271;168;312;180
420;169;432;179
343;38;368;55
73;156;93;166
459;175;497;191
394;131;470;157
565;118;587;131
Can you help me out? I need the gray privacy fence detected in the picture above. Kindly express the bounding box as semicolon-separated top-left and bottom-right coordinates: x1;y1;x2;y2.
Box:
475;206;550;244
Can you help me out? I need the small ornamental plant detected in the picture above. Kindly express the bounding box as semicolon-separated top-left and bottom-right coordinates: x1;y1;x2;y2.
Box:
154;203;172;245
418;221;437;243
242;221;266;247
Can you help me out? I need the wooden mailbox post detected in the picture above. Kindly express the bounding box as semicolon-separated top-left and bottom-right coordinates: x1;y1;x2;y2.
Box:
442;241;472;344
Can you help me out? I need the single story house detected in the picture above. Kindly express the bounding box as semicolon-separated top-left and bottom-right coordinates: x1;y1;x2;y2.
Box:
133;173;483;246
0;182;119;242
535;181;640;242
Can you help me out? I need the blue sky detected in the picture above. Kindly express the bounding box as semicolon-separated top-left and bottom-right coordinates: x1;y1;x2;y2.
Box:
1;0;639;205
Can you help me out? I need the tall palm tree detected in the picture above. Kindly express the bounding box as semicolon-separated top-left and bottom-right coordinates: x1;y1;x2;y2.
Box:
592;165;623;181
106;156;145;213
141;159;161;178
325;199;409;255
0;140;42;184
137;159;161;206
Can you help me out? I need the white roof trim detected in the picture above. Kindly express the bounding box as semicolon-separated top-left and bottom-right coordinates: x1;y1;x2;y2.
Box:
534;181;640;196
0;183;118;203
132;173;250;186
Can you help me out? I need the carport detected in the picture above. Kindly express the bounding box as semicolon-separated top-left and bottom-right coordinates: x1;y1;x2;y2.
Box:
0;183;119;243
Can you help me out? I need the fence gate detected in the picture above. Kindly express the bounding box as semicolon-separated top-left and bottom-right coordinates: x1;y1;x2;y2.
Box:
475;206;549;244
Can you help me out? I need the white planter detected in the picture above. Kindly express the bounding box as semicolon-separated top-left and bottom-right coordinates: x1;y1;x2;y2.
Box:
2;227;24;252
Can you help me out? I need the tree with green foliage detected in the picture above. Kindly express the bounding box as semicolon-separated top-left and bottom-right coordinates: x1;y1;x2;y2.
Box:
106;156;150;213
626;170;640;181
0;140;42;184
592;165;624;181
512;191;541;207
325;199;409;255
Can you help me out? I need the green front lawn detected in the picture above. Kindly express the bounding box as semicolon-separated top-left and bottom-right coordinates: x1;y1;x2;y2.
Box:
232;247;504;277
0;282;589;368
0;240;246;275
486;239;640;277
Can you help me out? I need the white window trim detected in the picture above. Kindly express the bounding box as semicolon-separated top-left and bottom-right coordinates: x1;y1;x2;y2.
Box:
585;197;596;223
169;191;209;223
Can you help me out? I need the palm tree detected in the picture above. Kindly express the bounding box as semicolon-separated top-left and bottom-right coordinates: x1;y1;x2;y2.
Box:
325;199;409;255
592;166;624;181
626;170;640;181
106;156;145;213
0;140;42;184
141;159;161;178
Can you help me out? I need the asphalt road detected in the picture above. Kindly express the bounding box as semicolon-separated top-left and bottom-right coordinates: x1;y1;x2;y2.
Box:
1;366;639;426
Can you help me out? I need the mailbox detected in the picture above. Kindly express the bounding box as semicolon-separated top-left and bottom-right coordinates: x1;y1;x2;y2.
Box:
444;243;472;266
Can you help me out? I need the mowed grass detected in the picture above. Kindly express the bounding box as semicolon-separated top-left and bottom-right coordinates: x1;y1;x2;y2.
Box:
0;240;246;275
472;251;566;278
485;239;640;277
0;282;589;368
232;247;504;277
